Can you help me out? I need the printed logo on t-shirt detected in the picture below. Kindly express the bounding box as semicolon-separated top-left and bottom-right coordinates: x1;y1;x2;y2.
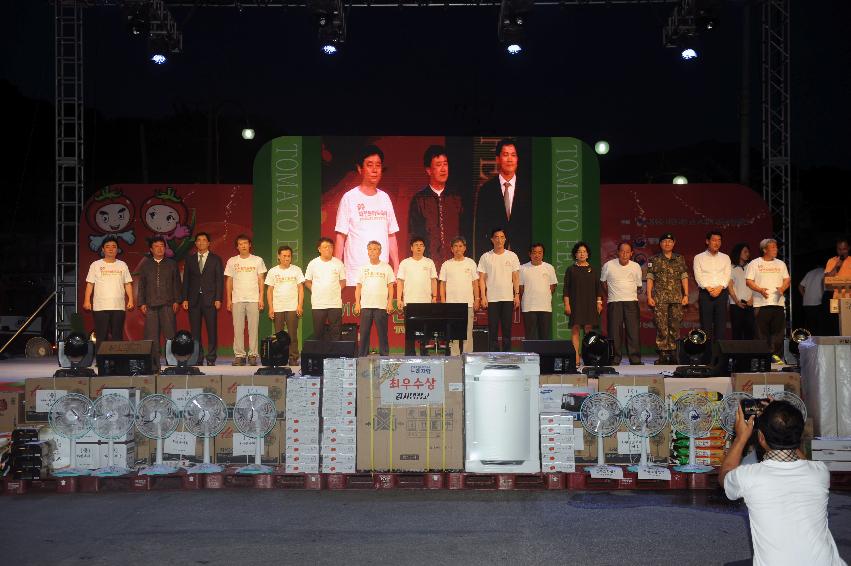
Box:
363;267;389;281
98;266;123;276
356;202;388;222
234;264;257;273
272;275;299;285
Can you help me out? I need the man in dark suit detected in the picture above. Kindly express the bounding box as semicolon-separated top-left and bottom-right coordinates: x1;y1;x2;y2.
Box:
182;232;224;365
473;138;531;259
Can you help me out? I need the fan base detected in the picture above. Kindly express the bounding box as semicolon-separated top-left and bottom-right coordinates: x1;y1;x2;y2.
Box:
673;463;714;473
236;464;273;475
93;466;131;477
186;463;224;474
139;464;179;476
53;467;92;477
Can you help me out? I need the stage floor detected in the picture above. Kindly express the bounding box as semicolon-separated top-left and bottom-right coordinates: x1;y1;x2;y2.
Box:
0;355;788;388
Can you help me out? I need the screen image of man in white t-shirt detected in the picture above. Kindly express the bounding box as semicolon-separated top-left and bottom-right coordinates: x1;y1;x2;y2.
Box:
397;236;438;355
354;241;395;356
264;245;305;365
304;237;346;342
720;401;847;566
478;228;521;352
334;145;400;285
224;234;267;366
439;237;480;355
83;237;134;342
746;238;791;361
519;242;558;340
600;242;644;365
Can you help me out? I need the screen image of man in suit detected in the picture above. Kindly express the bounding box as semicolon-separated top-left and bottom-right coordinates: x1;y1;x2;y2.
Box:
474;138;531;259
182;232;224;365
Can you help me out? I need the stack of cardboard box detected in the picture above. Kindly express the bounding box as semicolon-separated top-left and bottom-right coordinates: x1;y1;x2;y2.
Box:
540;414;575;472
811;438;851;471
284;377;321;473
321;358;357;473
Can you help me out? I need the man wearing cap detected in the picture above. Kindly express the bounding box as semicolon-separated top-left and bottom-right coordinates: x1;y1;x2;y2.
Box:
646;233;689;365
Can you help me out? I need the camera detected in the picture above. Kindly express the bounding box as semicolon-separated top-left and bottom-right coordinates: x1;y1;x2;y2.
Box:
741;398;770;419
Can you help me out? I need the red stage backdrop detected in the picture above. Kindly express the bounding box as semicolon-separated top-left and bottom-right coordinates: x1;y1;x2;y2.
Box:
78;184;253;350
600;183;772;350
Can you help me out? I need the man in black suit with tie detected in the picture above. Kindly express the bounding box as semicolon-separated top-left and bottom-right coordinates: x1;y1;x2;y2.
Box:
473;138;531;259
182;232;224;365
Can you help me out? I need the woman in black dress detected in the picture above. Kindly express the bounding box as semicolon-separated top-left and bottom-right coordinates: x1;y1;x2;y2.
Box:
562;241;604;365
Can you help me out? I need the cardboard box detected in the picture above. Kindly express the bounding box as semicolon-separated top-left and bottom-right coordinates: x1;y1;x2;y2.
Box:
25;377;90;422
221;375;286;418
0;391;22;432
156;374;222;405
90;375;156;399
357;356;464;472
595;375;669;464
214;422;280;465
732;372;801;397
97;441;136;468
540;374;588;387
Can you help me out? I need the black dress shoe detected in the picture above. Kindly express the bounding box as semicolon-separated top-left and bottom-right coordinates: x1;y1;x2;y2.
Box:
206;359;216;366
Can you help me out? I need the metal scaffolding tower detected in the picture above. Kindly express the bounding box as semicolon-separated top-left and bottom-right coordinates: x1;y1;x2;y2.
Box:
54;1;85;343
761;0;792;315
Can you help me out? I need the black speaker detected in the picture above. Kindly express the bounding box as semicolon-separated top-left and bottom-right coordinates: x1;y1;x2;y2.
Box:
712;340;772;376
96;340;156;376
300;339;357;376
522;340;578;374
472;325;489;352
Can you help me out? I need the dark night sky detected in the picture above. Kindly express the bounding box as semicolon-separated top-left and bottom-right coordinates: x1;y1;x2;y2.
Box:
3;0;849;169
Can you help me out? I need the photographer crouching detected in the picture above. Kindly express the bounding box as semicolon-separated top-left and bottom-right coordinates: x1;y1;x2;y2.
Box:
719;401;847;566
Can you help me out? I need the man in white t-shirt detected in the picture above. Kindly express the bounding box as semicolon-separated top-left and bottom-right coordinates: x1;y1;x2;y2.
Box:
479;228;521;351
746;238;791;362
265;245;305;365
397;236;438;355
721;401;847;566
334;145;400;284
799;265;826;336
519;242;558;340
439;237;480;355
224;234;267;366
304;237;346;342
601;242;644;365
83;237;134;341
354;241;395;356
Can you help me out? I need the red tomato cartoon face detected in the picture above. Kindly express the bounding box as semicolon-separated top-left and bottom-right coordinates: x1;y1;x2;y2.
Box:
86;187;135;232
140;187;188;234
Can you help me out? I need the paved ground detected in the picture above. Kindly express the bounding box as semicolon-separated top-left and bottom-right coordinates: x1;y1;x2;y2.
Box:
2;489;850;565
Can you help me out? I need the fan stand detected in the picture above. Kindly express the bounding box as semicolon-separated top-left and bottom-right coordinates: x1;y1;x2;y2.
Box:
53;437;92;477
672;436;713;473
237;417;272;475
186;421;223;474
139;419;177;475
627;424;667;473
584;430;621;476
93;438;131;477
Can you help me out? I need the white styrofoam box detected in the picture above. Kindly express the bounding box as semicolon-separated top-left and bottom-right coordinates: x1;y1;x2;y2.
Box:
541;460;576;473
284;444;320;454
320;444;355;455
286;416;320;426
320;406;355;418
826;461;851;471
323;416;357;428
322;424;356;436
322;452;356;465
323;378;357;390
285;464;320;473
285;432;320;445
321;463;356;474
320;432;355;444
812;450;851;462
283;453;320;466
812;438;851;450
287;378;321;391
38;428;99;470
97;442;136;468
323;358;356;371
285;421;320;433
800;338;851;437
540;424;573;436
541;443;575;456
540;413;574;426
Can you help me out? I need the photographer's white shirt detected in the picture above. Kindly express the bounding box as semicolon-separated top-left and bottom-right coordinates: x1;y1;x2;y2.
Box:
724;459;847;566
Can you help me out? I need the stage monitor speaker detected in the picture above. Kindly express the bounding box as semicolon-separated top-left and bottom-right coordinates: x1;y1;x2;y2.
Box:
300;339;357;376
472;325;489;352
522;340;578;374
96;340;156;376
676;337;714;365
711;339;772;376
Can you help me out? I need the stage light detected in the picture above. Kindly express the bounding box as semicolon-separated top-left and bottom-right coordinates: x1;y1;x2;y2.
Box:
150;53;167;65
498;0;532;56
256;331;293;376
673;175;688;184
595;141;610;155
55;332;96;377
673;328;717;377
313;1;346;55
163;331;203;375
506;44;522;55
580;331;617;377
783;327;811;373
241;128;255;140
681;48;698;60
125;3;151;38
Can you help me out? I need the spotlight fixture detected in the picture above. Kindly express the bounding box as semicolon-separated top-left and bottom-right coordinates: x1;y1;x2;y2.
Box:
580;331;618;377
162;330;204;375
141;1;183;64
681;48;698;60
783;327;811;373
241;128;256;140
55;332;96;377
124;2;151;38
673;328;715;377
498;0;533;55
663;0;718;60
311;0;346;55
673;175;689;184
256;331;293;376
595;141;610;155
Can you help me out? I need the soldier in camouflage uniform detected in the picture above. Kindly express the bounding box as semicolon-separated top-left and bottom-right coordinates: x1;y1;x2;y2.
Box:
646;233;690;364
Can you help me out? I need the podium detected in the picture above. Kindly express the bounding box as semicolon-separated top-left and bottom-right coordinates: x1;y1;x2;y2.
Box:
403;303;468;356
825;277;851;336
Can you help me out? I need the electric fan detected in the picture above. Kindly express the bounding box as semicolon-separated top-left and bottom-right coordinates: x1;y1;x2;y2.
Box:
580;392;623;476
135;394;181;475
182;393;227;474
232;393;277;474
49;393;95;477
767;390;807;420
623;392;669;473
670;393;716;473
92;393;135;476
717;392;754;436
